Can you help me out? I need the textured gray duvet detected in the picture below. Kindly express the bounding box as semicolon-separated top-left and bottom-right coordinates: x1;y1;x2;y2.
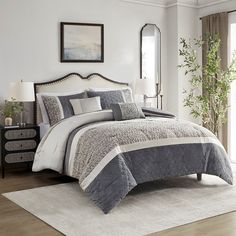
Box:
33;110;233;214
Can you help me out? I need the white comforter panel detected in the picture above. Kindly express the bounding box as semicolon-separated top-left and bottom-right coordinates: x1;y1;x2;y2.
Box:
32;110;114;173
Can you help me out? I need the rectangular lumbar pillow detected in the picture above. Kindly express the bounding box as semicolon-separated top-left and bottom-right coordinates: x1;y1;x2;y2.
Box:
70;97;102;115
111;103;145;121
41;91;87;126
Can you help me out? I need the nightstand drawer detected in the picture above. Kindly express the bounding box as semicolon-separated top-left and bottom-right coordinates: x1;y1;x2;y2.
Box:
5;152;35;163
5;140;37;151
4;129;37;140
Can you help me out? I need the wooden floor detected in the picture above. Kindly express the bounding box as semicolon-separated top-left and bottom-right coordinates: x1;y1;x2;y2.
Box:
0;169;236;236
0;168;72;236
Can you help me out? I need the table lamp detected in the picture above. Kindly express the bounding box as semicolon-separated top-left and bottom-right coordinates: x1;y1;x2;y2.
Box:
8;80;35;126
135;77;157;107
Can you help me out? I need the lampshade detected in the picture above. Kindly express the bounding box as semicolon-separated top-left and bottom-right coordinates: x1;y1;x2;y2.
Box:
135;78;156;96
8;81;35;102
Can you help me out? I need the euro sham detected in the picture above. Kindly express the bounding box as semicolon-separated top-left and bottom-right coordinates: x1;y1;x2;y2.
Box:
87;88;133;109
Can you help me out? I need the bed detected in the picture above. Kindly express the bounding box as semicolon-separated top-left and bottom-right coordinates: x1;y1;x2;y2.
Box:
32;73;233;214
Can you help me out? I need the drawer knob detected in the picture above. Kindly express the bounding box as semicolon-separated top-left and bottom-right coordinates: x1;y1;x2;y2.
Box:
20;133;23;136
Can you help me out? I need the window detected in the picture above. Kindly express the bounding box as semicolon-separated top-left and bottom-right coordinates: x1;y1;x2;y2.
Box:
229;13;236;161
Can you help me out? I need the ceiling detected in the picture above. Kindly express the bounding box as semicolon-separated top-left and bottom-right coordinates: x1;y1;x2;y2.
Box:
197;0;228;7
122;0;229;8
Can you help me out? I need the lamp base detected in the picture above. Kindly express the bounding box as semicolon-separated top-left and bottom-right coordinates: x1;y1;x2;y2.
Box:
17;111;26;127
17;122;27;127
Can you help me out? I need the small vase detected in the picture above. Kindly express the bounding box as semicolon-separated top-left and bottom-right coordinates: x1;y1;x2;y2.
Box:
5;117;13;126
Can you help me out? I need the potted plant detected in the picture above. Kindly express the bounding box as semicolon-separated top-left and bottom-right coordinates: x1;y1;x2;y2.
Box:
178;34;236;137
0;98;23;126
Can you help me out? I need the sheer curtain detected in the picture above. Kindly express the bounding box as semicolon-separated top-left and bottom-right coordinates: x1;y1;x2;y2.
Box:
202;12;228;150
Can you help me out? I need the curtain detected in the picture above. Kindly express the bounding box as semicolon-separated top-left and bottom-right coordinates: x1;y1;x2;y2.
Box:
202;12;228;150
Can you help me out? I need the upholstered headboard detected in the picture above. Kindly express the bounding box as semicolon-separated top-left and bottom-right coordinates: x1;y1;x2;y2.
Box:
33;73;129;124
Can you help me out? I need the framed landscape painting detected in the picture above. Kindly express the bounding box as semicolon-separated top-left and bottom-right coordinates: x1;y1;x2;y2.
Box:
60;22;104;62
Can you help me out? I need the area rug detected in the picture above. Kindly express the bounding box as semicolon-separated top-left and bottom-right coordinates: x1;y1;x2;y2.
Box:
3;169;236;236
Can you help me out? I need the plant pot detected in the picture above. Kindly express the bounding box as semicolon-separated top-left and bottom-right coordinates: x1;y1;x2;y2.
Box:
5;117;13;126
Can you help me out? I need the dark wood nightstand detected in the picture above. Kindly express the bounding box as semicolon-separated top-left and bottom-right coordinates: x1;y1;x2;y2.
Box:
0;125;40;178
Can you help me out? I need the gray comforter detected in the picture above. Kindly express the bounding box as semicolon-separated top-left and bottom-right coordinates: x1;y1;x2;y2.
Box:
33;110;233;214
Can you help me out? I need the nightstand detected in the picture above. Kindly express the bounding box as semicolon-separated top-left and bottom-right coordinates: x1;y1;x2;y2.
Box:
0;125;40;178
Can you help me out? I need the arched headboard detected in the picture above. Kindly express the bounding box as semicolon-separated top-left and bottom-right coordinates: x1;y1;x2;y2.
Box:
33;73;129;124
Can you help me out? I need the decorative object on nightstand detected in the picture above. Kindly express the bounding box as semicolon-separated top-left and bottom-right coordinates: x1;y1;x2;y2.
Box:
8;81;35;127
0;125;40;178
0;98;23;126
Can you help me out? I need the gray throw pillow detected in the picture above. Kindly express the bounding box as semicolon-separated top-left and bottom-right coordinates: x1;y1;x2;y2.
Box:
111;103;145;121
87;89;133;109
87;90;124;109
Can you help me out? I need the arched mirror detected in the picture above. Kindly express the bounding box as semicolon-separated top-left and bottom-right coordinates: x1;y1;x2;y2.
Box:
140;24;161;107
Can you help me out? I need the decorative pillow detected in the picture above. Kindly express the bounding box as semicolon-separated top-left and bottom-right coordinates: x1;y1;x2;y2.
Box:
70;97;102;115
89;87;134;103
87;88;133;109
111;103;145;121
122;88;134;103
37;91;87;124
87;90;124;109
41;96;63;126
41;91;87;126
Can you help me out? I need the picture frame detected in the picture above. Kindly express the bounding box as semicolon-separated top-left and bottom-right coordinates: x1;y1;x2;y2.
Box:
60;22;104;63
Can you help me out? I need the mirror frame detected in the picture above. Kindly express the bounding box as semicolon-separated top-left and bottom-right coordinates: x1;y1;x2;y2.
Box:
140;23;161;95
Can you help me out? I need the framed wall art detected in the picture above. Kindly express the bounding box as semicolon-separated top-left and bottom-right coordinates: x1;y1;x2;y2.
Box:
60;22;104;62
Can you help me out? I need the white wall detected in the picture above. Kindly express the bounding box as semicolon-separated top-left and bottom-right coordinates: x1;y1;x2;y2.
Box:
166;5;179;116
178;5;199;121
0;0;167;101
1;0;234;124
166;4;198;121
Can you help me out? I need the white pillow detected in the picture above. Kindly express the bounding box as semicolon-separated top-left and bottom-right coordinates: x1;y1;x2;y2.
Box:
36;90;85;124
70;97;102;115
